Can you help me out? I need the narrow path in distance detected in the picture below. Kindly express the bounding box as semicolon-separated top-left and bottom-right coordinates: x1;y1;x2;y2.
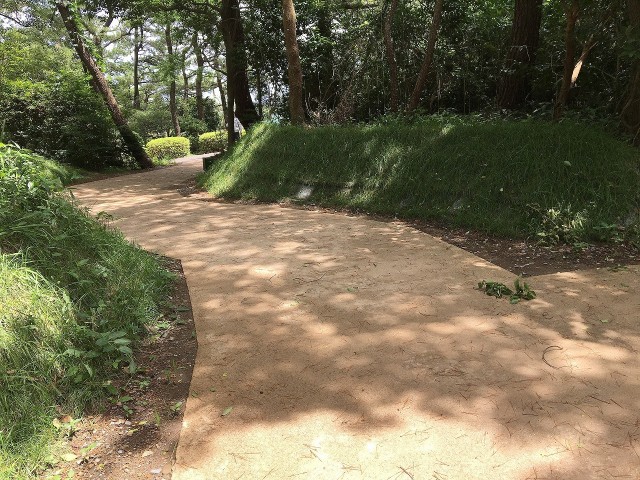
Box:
73;157;640;480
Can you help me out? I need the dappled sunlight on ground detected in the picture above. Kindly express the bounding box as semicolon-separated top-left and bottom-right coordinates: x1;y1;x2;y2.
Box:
74;159;640;480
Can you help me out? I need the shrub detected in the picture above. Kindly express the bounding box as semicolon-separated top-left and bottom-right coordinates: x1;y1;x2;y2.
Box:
145;137;190;163
199;131;227;154
0;75;129;170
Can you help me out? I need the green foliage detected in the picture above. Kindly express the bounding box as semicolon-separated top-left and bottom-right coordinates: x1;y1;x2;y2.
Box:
478;278;536;304
0;147;171;477
0;31;129;170
198;131;227;154
145;137;190;163
200;118;640;243
531;203;589;245
180;116;209;154
128;105;173;142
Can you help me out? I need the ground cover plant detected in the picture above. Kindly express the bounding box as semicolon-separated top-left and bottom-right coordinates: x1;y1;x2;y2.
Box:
200;117;640;244
0;146;171;478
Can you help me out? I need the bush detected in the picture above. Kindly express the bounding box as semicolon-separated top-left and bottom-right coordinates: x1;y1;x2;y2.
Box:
199;131;227;154
0;75;130;170
145;137;190;163
0;147;171;477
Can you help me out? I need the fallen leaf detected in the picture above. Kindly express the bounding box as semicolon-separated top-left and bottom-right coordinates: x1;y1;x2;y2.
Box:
61;453;77;462
221;406;233;417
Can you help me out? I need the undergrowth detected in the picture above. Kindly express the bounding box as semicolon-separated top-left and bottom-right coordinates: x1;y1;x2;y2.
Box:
0;146;171;478
200;117;640;244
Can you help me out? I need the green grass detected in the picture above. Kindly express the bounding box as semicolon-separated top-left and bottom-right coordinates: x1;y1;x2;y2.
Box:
0;146;172;478
200;117;640;243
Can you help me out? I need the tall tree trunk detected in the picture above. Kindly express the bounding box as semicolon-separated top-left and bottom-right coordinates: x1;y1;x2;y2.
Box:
622;0;640;144
497;0;543;110
220;0;259;139
133;25;143;110
193;34;205;121
553;0;580;120
407;0;444;112
165;23;181;136
383;0;400;113
282;0;305;125
56;3;153;169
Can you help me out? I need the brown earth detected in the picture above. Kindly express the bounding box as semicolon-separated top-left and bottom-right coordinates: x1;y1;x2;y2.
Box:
47;258;196;480
72;158;640;480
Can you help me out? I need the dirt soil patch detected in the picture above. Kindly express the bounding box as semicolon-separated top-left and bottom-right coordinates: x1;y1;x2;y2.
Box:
47;258;197;480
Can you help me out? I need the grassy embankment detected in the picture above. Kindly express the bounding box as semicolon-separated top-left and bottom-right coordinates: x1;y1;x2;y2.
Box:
0;146;172;478
200;117;640;244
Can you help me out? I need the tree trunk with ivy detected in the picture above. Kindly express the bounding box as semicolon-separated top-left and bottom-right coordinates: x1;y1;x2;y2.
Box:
56;3;153;169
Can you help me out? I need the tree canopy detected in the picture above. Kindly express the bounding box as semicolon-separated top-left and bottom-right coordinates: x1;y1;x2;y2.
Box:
1;0;639;168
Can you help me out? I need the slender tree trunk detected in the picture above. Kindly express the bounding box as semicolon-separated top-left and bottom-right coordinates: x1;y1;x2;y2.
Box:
56;3;153;169
256;68;263;118
133;25;143;110
165;23;181;136
282;0;305;125
383;0;400;113
182;61;189;102
225;67;235;146
220;0;259;138
407;0;444;112
571;34;596;87
622;0;640;144
497;0;544;109
193;34;205;121
216;68;228;128
553;0;580;120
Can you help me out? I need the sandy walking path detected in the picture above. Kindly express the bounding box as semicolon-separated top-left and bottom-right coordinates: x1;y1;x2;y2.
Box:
73;157;640;480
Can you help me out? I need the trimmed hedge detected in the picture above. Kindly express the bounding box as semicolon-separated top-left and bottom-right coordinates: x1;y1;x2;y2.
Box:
199;131;226;154
145;137;190;163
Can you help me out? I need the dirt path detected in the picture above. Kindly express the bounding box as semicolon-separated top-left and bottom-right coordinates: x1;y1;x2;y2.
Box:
73;157;640;480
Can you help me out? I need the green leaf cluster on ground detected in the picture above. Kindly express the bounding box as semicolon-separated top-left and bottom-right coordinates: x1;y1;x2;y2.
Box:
200;117;640;243
0;146;172;478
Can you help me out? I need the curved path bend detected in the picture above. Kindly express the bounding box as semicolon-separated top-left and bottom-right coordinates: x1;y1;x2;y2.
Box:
74;157;640;480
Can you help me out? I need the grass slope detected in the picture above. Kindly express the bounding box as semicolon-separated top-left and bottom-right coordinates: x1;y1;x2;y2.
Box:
0;147;171;478
200;117;640;242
